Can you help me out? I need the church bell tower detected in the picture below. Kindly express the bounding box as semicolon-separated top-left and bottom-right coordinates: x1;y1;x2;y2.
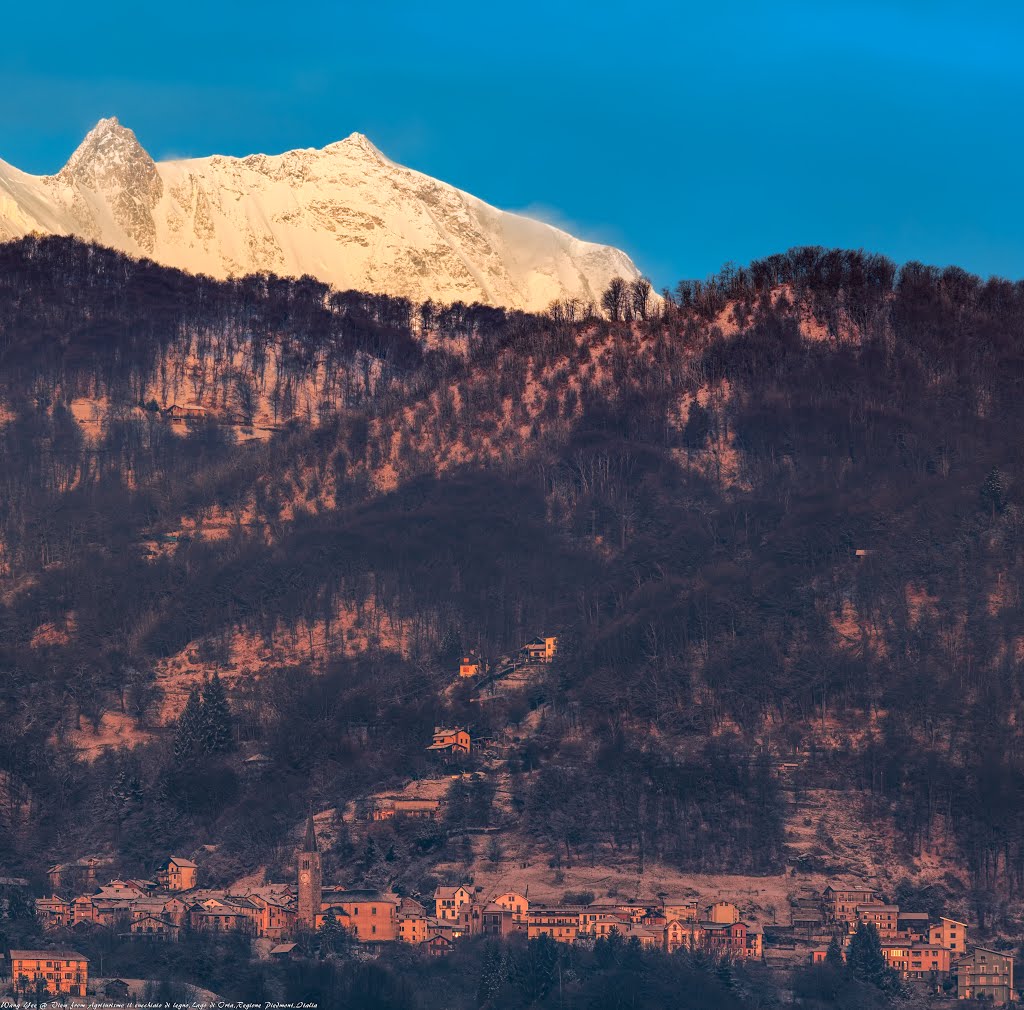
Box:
297;812;322;930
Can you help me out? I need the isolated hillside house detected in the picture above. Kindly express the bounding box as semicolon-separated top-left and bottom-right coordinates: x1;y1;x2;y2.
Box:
427;727;471;755
458;654;482;678
521;636;558;664
156;856;197;891
434;885;472;921
11;950;89;997
102;980;132;1000
371;797;442;821
163;403;208;420
957;947;1014;1003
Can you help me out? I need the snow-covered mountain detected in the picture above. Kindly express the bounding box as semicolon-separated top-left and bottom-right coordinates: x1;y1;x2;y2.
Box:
0;118;642;311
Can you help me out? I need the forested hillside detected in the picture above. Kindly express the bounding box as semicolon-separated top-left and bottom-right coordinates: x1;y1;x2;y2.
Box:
1;236;1023;927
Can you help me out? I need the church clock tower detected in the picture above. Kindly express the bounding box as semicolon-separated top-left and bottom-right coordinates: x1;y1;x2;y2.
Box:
297;813;322;931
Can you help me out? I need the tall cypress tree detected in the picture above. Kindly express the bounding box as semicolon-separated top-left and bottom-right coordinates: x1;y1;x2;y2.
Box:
173;687;204;766
825;932;844;967
200;670;234;753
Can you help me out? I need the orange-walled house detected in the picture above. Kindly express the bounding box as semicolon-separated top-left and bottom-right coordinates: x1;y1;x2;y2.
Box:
528;907;579;942
427;728;471;755
435;885;472;921
579;909;631;938
318;890;399;942
928;916;967;955
157;857;197;891
662;898;699;922
493;890;529;924
70;894;98;926
398;898;429;944
11;950;89;997
665;919;705;952
881;942;950;979
705;901;740;924
522;636;558;664
246;894;295;939
624;925;663;949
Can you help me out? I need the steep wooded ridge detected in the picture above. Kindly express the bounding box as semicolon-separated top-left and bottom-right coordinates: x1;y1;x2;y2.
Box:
0;118;641;310
1;236;1023;929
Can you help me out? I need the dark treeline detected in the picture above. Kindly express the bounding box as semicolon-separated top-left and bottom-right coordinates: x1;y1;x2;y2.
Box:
1;237;1024;931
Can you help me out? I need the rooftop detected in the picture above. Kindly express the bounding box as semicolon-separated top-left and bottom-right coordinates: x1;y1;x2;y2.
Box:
11;949;89;960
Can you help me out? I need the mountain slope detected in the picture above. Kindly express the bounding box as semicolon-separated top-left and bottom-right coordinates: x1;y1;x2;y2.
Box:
0;118;641;311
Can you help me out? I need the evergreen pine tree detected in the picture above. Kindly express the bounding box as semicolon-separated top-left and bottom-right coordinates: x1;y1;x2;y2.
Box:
825;932;845;967
847;921;896;991
173;687;204;766
318;906;344;957
200;670;234;753
477;942;508;1006
981;467;1010;516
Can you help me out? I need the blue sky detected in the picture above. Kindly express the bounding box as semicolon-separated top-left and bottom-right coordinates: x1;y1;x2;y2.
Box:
2;0;1022;289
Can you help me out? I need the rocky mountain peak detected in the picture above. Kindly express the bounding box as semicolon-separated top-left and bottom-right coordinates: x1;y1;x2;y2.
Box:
56;118;164;252
60;117;154;183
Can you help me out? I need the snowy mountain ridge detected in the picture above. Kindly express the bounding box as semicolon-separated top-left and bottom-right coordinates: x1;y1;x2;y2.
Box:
0;118;643;311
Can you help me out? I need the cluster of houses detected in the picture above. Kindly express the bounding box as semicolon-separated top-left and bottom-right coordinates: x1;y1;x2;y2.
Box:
31;823;766;980
37;857;298;946
456;635;559;680
420;886;763;959
805;883;1013;1003
21;843;1015;1003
